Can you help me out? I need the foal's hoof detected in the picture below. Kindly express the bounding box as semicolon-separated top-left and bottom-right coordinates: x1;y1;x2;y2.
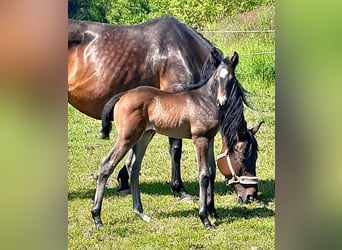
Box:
204;222;216;230
134;211;151;223
94;222;104;229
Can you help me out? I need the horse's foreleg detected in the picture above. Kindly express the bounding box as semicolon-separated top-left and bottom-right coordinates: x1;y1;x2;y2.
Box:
91;142;131;228
116;149;134;195
193;136;213;230
168;138;192;200
130;131;155;222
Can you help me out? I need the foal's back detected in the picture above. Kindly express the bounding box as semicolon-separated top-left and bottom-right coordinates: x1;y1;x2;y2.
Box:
114;86;219;139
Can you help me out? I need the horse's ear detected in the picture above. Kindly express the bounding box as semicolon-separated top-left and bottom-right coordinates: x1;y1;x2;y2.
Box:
230;51;239;69
250;121;264;135
210;48;221;67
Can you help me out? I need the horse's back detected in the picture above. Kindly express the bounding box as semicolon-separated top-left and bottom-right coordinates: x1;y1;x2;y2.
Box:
68;17;212;119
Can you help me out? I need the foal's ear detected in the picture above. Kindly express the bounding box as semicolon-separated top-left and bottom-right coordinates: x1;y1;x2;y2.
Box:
250;121;264;135
230;51;239;69
210;48;221;67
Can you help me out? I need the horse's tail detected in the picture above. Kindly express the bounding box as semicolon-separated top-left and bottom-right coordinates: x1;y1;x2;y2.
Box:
100;92;125;140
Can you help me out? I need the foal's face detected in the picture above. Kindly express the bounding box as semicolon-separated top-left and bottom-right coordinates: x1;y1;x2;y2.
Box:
215;52;239;107
216;65;229;106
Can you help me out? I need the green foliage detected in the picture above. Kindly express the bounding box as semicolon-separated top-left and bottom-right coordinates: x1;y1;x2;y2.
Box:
68;0;110;22
68;0;275;29
105;0;150;24
166;0;220;29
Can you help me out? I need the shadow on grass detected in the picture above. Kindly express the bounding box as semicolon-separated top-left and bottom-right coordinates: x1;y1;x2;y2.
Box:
68;179;274;223
68;179;274;203
166;205;275;222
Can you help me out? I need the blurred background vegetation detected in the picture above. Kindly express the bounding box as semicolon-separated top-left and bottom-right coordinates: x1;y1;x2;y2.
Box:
68;0;274;29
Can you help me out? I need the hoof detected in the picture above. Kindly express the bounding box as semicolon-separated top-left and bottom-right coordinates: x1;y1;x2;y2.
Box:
94;222;104;229
204;222;215;230
134;211;151;223
175;191;195;204
141;213;151;223
117;187;131;196
99;132;109;140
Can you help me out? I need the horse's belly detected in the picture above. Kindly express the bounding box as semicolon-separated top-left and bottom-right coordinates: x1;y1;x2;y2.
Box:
154;127;192;139
148;109;192;139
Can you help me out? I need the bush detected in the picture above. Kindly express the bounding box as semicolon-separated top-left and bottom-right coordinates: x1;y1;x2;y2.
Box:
68;0;275;29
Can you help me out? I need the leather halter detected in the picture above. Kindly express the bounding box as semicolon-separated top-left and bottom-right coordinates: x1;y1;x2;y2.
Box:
217;149;258;185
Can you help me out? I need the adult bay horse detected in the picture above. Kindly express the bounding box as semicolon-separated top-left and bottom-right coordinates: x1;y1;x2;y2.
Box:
68;16;215;199
92;49;261;229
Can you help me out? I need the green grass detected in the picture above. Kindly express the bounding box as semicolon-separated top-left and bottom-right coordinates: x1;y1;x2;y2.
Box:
68;6;275;249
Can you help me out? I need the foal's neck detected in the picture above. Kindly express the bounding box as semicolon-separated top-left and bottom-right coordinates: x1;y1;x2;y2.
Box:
195;76;218;103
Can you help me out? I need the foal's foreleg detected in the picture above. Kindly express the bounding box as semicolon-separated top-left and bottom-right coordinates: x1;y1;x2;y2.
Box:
130;131;155;222
91;141;131;228
207;139;219;220
193;136;213;230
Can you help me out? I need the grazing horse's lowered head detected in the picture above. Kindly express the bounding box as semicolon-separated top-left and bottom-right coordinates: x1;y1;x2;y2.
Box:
218;121;263;204
216;52;264;204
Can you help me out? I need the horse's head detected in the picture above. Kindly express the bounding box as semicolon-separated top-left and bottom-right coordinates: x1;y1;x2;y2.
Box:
217;121;263;204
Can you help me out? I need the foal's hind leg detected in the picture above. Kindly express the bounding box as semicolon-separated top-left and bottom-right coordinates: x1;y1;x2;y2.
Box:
91;141;132;228
130;130;155;222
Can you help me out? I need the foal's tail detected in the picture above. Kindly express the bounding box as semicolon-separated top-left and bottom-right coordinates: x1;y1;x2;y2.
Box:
100;93;124;140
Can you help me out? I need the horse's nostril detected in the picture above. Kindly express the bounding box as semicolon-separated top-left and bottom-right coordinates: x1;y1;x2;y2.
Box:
238;196;244;204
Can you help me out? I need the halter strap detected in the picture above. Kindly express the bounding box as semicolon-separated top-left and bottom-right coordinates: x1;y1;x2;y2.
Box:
217;149;258;185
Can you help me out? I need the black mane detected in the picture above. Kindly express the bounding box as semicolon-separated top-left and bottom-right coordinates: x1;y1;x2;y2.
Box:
219;73;253;153
180;47;223;92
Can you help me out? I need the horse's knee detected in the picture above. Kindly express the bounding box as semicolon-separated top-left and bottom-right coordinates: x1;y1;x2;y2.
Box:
199;172;210;186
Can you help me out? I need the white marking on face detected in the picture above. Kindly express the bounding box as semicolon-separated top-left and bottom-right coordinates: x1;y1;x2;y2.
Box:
217;95;227;106
219;68;228;79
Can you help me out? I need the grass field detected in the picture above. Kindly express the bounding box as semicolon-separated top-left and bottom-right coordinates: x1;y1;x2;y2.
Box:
68;6;275;249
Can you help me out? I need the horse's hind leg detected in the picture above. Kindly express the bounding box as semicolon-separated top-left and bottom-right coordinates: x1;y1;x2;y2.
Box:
91;141;131;228
130;130;155;222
